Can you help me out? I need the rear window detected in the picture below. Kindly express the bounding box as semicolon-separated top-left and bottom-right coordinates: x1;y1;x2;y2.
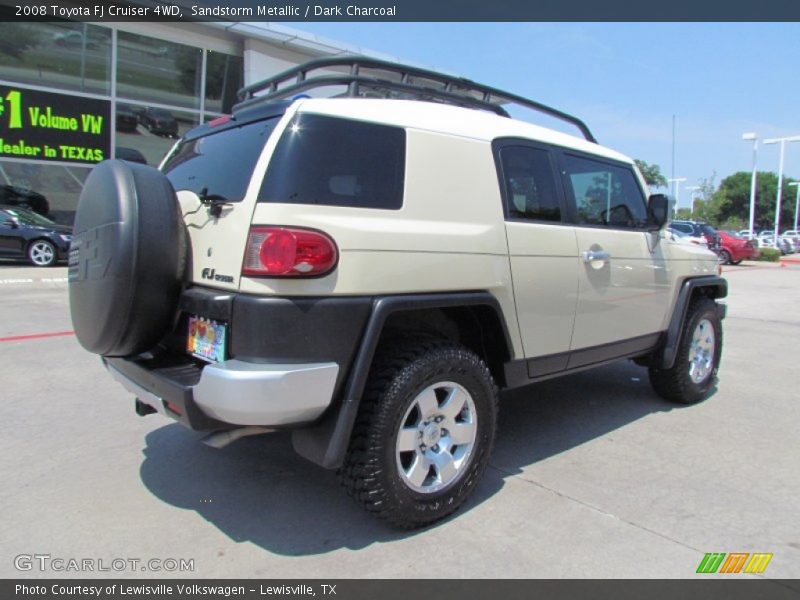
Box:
163;117;279;202
259;114;405;210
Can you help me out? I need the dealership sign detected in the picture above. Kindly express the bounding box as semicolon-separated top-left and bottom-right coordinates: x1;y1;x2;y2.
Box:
0;85;111;166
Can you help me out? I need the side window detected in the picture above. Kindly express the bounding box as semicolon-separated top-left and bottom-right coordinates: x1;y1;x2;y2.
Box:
498;146;561;222
259;114;405;210
563;154;648;228
671;223;693;235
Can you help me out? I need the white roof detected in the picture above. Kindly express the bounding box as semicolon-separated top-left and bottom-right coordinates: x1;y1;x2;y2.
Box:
296;98;632;164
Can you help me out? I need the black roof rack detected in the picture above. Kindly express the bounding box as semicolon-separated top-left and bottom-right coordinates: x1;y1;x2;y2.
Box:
236;56;597;143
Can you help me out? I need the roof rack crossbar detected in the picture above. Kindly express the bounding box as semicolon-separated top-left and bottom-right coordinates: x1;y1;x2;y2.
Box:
237;56;597;143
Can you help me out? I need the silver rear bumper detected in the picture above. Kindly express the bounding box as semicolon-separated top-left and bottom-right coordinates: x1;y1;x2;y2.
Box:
108;359;339;427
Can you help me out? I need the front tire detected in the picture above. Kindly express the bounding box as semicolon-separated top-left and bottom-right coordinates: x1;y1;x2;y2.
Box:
649;297;722;404
341;338;498;529
718;249;731;265
28;240;56;267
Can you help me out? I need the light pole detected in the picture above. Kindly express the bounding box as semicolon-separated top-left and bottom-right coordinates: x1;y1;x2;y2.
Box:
686;185;701;219
742;133;758;236
789;182;800;232
763;135;800;246
667;177;687;218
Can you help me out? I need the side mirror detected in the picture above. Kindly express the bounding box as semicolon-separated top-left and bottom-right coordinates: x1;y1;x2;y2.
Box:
4;218;20;229
648;194;669;230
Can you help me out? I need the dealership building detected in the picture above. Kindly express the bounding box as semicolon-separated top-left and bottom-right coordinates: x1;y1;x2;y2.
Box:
0;21;396;223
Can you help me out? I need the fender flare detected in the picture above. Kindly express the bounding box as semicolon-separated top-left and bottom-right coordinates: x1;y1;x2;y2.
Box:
292;292;514;469
660;276;727;369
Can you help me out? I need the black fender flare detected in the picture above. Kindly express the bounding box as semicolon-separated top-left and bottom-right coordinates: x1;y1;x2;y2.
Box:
659;276;727;369
291;292;514;469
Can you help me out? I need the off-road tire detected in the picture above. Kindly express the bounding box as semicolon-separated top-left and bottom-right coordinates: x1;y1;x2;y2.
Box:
649;297;722;404
340;337;498;529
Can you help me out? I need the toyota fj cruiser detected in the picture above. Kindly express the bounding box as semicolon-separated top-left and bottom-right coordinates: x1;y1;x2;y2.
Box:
69;57;726;529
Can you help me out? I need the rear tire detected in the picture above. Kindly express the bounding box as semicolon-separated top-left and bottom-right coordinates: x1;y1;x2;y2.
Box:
649;297;722;404
341;337;498;529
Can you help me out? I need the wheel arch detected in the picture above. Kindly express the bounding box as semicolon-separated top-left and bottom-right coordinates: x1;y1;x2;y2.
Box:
291;292;514;469
658;276;727;370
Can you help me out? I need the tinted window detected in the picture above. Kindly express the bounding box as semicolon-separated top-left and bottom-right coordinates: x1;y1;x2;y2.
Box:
563;155;648;228
162;118;278;202
499;146;561;222
259;114;405;210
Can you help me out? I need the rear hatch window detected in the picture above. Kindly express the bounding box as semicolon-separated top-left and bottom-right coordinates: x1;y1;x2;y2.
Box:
259;114;405;210
163;117;279;202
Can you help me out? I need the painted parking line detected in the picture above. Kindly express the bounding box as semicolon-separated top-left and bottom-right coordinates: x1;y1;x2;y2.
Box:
0;331;75;343
0;277;68;285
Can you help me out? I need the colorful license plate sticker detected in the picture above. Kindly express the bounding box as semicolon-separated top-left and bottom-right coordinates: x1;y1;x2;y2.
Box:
187;316;226;362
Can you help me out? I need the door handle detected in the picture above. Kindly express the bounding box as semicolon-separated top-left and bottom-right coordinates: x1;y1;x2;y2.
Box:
582;250;611;263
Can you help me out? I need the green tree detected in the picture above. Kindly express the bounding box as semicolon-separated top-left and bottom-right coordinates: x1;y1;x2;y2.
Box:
634;159;668;189
711;171;797;232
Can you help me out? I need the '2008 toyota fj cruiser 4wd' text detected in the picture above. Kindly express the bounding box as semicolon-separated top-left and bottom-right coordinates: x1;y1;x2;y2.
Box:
69;57;725;528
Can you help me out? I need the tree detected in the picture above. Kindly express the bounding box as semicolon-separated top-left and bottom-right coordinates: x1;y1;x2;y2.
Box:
634;159;668;189
710;171;797;232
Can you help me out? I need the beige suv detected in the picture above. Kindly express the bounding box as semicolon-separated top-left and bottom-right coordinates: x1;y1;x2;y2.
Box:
68;57;726;529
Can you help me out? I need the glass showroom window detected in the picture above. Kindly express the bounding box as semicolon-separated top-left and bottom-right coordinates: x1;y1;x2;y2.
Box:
0;161;89;224
115;105;198;167
0;22;111;95
205;50;243;115
116;31;202;110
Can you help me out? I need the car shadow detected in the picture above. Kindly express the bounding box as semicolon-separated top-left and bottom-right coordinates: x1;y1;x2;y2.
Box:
139;360;697;556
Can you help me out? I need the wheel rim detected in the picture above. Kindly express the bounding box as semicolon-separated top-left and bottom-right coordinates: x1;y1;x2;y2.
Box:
688;318;716;384
395;381;477;494
30;242;54;266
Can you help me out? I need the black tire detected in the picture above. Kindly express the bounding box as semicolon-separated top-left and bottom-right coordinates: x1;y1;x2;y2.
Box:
649;297;722;404
341;337;498;529
27;239;56;267
718;249;731;265
730;259;743;266
68;160;186;357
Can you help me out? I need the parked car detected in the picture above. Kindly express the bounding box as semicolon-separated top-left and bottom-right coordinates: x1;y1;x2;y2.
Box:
116;104;139;133
53;31;99;50
0;206;71;267
115;147;147;165
667;225;707;248
671;220;719;251
717;230;759;264
668;221;708;248
139;108;179;137
68;56;726;529
0;184;49;216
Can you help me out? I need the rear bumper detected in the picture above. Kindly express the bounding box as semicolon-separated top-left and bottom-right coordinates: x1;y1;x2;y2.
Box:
107;357;338;428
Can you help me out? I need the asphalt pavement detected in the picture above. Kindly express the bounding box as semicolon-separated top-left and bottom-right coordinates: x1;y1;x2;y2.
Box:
0;259;798;584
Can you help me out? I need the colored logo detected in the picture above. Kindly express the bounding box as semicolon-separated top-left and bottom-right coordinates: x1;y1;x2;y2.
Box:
696;552;773;574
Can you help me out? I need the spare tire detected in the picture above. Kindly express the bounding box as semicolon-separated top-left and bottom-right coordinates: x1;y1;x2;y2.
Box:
69;160;186;357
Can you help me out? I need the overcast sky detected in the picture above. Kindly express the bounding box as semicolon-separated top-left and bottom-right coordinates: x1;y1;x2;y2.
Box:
287;22;800;208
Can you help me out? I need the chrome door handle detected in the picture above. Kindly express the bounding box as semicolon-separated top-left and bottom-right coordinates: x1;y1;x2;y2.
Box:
582;250;611;263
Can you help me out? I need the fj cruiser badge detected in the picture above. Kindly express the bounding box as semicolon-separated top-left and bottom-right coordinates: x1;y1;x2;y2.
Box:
201;268;234;283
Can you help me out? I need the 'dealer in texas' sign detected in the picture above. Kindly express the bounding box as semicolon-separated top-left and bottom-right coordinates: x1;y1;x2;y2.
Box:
0;84;111;165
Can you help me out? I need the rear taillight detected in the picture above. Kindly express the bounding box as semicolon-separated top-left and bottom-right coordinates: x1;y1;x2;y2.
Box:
242;226;338;277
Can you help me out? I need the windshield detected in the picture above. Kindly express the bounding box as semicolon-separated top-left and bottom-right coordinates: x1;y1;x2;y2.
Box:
163;117;279;202
5;208;56;227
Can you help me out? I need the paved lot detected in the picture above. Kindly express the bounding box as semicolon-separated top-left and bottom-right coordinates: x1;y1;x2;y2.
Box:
1;260;798;582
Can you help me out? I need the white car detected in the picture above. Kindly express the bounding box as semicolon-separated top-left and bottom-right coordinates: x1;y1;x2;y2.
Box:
68;56;726;528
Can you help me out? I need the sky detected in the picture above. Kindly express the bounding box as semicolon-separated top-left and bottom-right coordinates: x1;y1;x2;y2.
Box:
284;22;800;209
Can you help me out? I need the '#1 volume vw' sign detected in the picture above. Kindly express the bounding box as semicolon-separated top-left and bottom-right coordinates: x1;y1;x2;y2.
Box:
0;84;111;166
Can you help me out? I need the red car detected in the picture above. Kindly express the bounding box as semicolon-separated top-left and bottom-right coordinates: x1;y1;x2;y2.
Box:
718;230;758;264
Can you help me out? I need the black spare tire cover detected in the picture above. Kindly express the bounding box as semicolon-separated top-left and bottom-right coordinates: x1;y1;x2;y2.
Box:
69;160;186;357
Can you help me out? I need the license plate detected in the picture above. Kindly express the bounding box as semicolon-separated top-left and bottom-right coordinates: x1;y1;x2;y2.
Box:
187;316;227;363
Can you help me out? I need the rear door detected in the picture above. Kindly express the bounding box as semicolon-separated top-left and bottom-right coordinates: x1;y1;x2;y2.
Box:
496;141;579;374
558;151;670;353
